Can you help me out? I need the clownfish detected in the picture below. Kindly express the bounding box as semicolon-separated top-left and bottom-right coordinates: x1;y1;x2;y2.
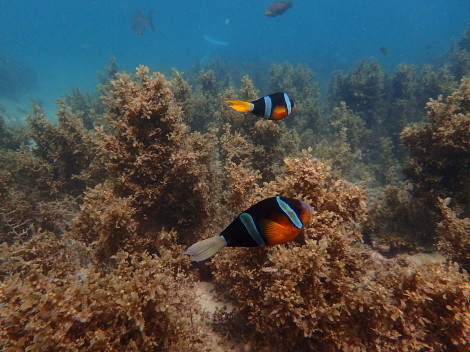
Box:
185;196;312;262
226;92;295;120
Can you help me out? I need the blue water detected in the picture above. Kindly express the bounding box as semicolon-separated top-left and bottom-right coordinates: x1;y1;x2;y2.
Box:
0;0;469;118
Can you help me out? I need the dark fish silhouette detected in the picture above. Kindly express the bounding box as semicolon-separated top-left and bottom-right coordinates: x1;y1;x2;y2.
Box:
379;47;388;55
226;92;295;120
132;10;154;35
264;1;293;17
424;44;433;50
185;196;313;262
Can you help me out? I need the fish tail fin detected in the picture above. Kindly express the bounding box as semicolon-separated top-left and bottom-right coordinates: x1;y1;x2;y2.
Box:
185;236;227;262
147;10;155;31
226;100;254;113
288;1;294;8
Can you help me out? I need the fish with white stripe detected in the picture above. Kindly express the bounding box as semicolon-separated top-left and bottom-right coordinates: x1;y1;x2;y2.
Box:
226;92;295;120
185;196;312;262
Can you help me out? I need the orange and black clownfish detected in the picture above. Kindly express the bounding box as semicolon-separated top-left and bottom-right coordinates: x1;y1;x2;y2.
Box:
185;196;313;262
226;92;295;120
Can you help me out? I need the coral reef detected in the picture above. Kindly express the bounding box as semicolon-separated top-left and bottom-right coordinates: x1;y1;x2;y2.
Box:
208;74;298;193
1;104;91;243
416;65;456;111
313;101;369;180
1;30;470;350
185;69;223;131
0;111;28;150
0;113;30;242
401;77;470;215
365;184;436;253
447;23;470;80
211;153;469;351
329;58;387;128
27;101;97;198
326;58;457;186
268;62;322;133
63;87;102;130
74;66;220;262
0;231;201;352
326;60;403;185
436;197;470;272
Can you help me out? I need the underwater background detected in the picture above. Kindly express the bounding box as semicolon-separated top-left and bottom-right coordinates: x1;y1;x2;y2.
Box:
1;1;469;351
1;0;469;117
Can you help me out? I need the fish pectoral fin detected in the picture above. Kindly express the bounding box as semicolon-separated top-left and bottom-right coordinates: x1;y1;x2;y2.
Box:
225;100;254;113
259;219;291;246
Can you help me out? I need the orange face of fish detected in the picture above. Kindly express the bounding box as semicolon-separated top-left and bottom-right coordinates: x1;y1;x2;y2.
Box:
297;202;313;228
270;104;296;120
260;200;313;246
270;106;288;120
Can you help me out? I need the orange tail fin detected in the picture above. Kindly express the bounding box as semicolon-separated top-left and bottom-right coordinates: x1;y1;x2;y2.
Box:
226;100;254;113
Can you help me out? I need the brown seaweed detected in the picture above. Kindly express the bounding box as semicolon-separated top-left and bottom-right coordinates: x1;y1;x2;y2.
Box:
1;36;469;350
402;77;470;216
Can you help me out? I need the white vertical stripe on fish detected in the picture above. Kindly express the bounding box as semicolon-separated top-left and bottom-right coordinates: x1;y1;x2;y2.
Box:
276;196;302;229
264;96;272;119
284;93;292;115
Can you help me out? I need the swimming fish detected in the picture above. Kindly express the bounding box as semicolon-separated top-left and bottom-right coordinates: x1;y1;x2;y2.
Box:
264;1;293;17
379;47;388;55
132;10;155;35
226;92;295;120
185;196;313;262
